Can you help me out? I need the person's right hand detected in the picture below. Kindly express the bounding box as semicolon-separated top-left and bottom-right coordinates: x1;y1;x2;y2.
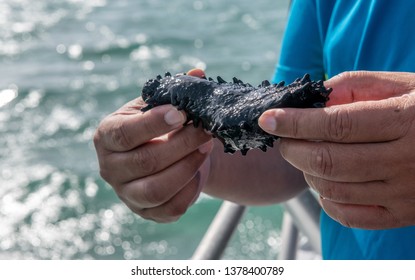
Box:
93;77;213;223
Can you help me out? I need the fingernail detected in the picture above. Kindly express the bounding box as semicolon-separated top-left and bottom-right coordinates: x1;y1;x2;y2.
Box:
187;68;206;78
164;108;185;126
199;140;213;154
259;115;277;131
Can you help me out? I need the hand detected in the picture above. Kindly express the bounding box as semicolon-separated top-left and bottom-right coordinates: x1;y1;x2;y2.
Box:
259;71;415;229
93;70;213;223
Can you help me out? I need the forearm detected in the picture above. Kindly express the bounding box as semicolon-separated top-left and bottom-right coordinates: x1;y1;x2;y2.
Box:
203;139;307;205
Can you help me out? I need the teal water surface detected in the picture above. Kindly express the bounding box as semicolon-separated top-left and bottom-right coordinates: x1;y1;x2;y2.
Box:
0;0;290;259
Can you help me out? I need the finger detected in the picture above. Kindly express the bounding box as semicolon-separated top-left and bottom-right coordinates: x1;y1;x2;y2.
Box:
304;174;391;206
95;103;186;152
116;147;210;209
187;68;206;78
320;199;399;229
279;138;397;182
138;174;202;223
325;71;415;105
259;95;415;143
101;127;212;184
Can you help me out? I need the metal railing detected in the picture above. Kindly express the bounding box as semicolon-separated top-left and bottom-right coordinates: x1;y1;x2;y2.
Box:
191;188;321;260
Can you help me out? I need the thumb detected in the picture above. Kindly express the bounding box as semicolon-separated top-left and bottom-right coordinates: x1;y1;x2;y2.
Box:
325;71;415;106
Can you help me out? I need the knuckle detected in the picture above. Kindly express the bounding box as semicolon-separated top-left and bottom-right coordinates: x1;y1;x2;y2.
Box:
290;113;300;138
93;127;102;149
309;146;334;177
307;175;348;203
142;112;162;137
181;132;195;150
324;108;354;141
93;116;108;144
319;183;347;203
99;167;112;184
393;96;415;138
141;179;166;206
109;119;132;150
132;148;158;175
97;158;117;186
93;118;112;150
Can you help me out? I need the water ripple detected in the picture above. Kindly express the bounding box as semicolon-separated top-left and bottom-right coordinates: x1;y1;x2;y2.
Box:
0;0;290;260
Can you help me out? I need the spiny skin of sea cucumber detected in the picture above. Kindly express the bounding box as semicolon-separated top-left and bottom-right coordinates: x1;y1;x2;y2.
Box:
141;72;331;155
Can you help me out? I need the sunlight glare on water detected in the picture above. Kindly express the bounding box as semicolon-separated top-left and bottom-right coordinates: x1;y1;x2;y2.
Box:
0;0;290;259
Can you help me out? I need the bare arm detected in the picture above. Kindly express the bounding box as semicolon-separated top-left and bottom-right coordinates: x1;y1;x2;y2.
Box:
204;139;306;205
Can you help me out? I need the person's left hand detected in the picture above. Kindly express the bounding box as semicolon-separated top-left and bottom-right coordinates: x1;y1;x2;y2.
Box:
259;71;415;229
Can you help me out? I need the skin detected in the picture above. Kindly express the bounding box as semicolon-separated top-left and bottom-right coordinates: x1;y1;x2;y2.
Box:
94;69;415;230
93;69;306;223
259;71;415;230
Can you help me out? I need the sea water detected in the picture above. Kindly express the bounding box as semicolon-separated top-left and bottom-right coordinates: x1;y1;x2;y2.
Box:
0;0;290;259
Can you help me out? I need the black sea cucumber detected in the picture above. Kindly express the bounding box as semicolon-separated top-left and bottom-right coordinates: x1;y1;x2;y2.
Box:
141;72;331;155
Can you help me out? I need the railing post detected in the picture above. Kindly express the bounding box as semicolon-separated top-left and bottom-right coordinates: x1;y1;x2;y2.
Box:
191;188;321;260
278;212;299;260
283;189;321;254
191;201;246;260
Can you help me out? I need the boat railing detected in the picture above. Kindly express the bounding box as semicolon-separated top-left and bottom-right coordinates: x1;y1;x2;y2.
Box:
191;188;321;260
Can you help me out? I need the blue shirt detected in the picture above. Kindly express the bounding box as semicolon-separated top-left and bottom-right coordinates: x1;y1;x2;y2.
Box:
273;0;415;259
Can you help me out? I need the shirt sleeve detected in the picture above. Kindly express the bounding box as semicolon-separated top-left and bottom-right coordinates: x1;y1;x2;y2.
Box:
272;0;326;84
